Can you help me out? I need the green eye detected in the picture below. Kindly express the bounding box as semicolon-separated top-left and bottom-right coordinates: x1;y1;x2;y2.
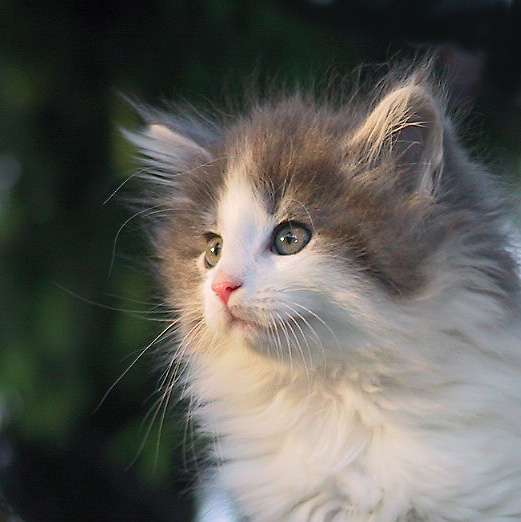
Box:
272;222;311;256
204;235;222;268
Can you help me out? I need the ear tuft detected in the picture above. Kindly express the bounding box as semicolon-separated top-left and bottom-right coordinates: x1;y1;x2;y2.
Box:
148;123;179;141
146;122;212;164
124;113;214;184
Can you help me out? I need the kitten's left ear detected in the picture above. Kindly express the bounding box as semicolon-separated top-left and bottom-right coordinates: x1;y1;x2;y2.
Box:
126;115;214;178
349;84;444;196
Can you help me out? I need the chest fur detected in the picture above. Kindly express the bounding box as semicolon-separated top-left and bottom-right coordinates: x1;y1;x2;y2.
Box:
191;352;438;522
189;337;521;522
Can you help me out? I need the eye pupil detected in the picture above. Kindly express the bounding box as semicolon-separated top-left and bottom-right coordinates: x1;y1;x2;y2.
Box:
273;222;311;256
210;243;221;256
204;235;223;268
280;231;297;244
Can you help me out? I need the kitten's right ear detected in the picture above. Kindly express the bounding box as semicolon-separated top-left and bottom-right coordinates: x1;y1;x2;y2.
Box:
125;116;213;178
349;84;444;197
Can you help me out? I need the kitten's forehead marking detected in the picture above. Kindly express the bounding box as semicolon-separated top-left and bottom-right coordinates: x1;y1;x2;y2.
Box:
225;136;315;226
216;168;274;269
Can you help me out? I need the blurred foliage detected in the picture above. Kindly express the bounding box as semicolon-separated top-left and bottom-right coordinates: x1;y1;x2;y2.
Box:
0;0;520;521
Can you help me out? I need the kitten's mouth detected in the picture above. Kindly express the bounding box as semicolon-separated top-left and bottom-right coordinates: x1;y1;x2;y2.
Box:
225;307;263;332
226;309;253;327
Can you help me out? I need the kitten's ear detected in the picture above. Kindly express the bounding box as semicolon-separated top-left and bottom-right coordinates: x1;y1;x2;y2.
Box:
125;117;213;178
349;85;444;196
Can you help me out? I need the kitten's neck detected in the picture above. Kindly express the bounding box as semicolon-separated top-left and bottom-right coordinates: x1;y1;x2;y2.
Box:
188;339;434;521
187;314;521;426
188;337;390;428
187;325;521;522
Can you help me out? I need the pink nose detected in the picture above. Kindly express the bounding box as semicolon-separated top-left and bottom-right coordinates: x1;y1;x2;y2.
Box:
212;276;242;305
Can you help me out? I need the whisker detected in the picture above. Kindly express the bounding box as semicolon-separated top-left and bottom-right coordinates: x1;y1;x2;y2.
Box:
279;308;311;383
109;204;171;277
125;393;167;471
158;319;204;390
103;292;172;309
264;316;276;360
283;303;327;366
94;320;178;412
263;311;277;360
53;282;175;322
103;171;141;204
290;301;340;348
273;310;293;375
130;317;206;470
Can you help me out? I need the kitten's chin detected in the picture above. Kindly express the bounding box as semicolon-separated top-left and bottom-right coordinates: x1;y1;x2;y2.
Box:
215;307;272;348
226;309;263;338
223;310;313;365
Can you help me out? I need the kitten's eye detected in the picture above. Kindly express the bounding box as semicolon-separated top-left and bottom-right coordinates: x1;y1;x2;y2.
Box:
272;222;311;256
204;235;223;268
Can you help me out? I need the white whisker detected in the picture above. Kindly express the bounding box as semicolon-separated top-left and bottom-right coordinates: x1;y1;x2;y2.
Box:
283;302;328;367
290;301;340;349
272;310;291;373
95;320;178;412
274;316;286;363
279;307;311;382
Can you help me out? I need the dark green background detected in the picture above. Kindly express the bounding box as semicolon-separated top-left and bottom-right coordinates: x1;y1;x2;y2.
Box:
1;1;520;521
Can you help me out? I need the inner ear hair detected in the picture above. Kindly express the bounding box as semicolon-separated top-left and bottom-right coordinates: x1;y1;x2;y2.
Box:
147;122;213;163
349;85;444;197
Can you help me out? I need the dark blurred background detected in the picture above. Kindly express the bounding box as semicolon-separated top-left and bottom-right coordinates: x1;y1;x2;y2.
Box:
1;1;520;521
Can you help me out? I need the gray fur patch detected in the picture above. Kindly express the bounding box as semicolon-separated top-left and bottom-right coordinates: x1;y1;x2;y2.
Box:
130;65;520;305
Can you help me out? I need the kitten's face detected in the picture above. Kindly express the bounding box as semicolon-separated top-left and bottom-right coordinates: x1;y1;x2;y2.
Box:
142;91;442;365
198;172;364;362
132;83;518;366
152;97;435;365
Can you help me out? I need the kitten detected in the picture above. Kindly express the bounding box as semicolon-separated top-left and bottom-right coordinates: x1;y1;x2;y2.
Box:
128;63;521;522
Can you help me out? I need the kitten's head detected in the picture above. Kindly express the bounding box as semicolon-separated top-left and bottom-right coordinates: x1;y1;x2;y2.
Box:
128;69;519;369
